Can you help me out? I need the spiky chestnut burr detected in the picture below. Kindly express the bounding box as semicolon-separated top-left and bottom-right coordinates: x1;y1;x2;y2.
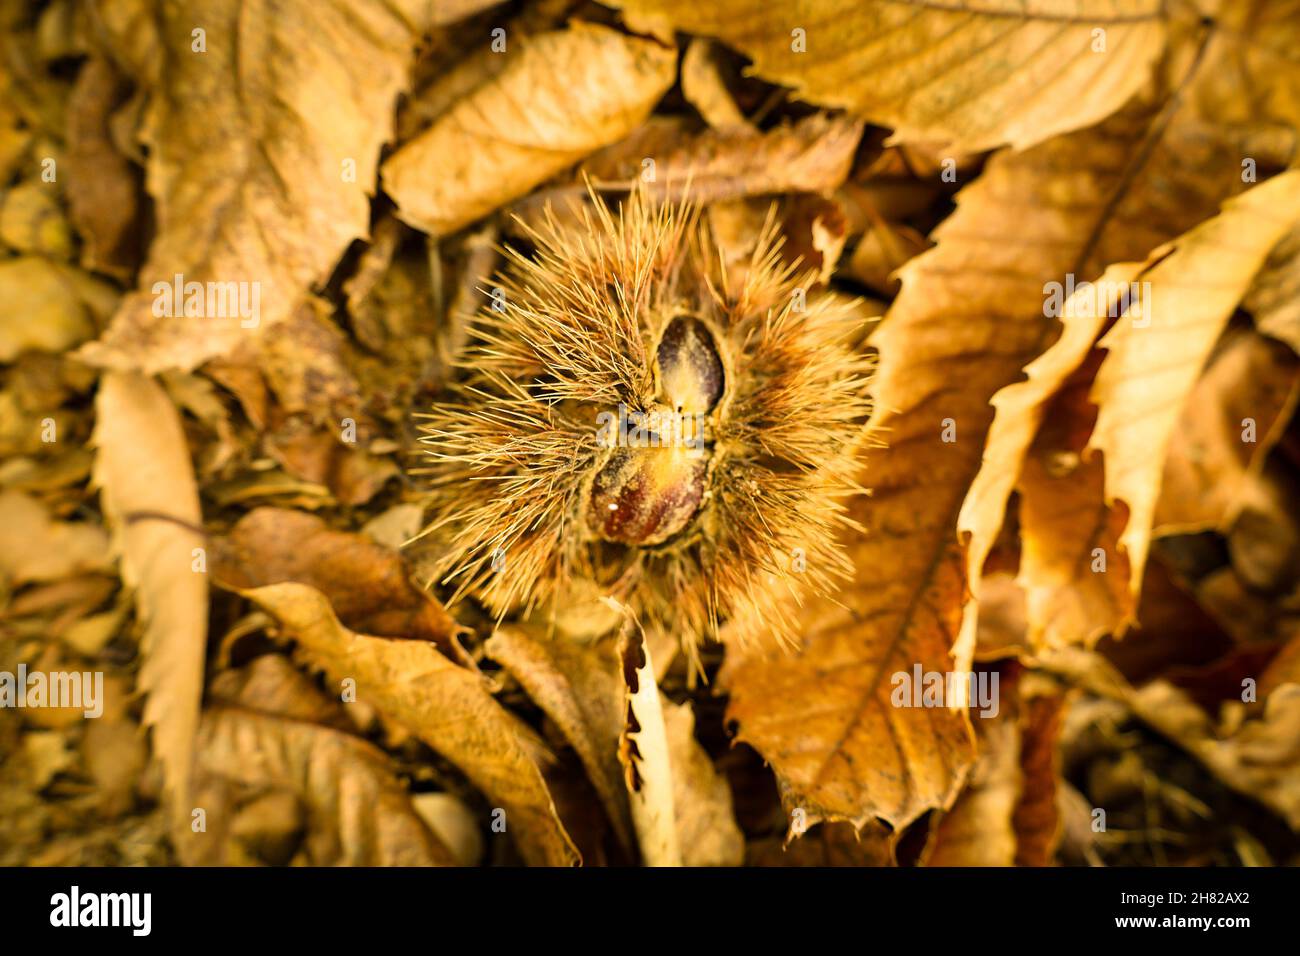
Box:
415;186;872;657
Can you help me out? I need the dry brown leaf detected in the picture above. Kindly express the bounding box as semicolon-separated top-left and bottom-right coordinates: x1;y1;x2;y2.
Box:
680;37;749;130
958;262;1145;651
1133;682;1300;831
1018;403;1135;651
211;506;464;662
382;22;676;236
0;489;110;584
661;698;745;867
961;272;1143;655
77;0;432;373
926;702;1020;866
0;257;98;360
967;175;1300;654
720;586;977;832
1155;327;1300;534
582;112;864;205
191;706;457;866
1043;646;1300;832
1089;170;1300;604
616;0;1167;152
180;653;456;866
92;370;207;812
1013;687;1066;866
748;821;896;867
485;627;635;854
925;669;1064;866
487;624;741;865
1246;225;1300;352
865;62;1281;672
64;56;141;279
240;581;580;866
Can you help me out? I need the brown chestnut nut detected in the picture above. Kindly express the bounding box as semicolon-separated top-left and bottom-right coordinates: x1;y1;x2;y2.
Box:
586;317;723;545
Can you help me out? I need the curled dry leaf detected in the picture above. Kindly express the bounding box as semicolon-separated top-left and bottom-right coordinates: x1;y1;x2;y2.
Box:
964;172;1300;655
92;371;208;813
77;0;432;373
958;262;1144;655
210;506;465;663
1088;170;1300;606
239;581;580;867
1015;382;1135;654
615;0;1167;152
517;113;863;235
870;78;1276;675
382;22;677;236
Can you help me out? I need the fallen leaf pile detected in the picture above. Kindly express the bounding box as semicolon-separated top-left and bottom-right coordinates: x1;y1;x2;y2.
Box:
2;0;1300;867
